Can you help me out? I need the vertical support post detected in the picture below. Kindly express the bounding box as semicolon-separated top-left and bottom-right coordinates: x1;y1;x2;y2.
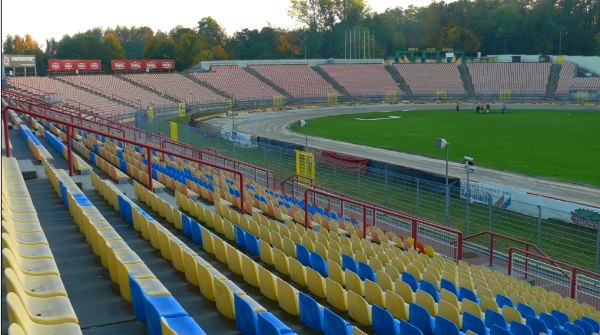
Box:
147;146;153;192
384;170;389;206
507;248;513;275
466;168;471;236
67;125;74;176
416;178;420;217
445;145;449;225
362;206;367;239
488;198;493;246
304;190;309;229
333;160;337;191
340;199;344;218
570;268;577;299
3;110;10;157
595;224;600;273
356;169;360;198
537;206;542;246
411;219;418;247
239;173;245;215
524;244;529;279
489;234;495;266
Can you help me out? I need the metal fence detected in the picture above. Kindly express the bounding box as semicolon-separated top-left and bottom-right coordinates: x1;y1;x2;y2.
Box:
135;108;600;273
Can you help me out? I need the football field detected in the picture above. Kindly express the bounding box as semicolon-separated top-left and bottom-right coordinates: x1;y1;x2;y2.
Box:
291;109;600;186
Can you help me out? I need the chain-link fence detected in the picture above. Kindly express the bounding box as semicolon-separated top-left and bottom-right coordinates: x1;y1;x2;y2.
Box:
135;110;600;273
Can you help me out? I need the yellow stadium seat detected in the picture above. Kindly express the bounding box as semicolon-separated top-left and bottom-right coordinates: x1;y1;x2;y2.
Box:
259;240;275;266
306;267;327;298
384;263;401;282
273;249;290;276
328;260;345;286
2;233;53;260
2;248;59;276
6;293;82;335
376;270;394;293
439;300;462;329
289;257;307;287
481;296;499;313
213;236;229;264
345;269;364;296
502;305;524;324
201;228;215;254
462;298;483;318
369;257;384;273
214;279;244;319
530;301;547;315
259;266;279;301
395;279;415;303
227;245;243;276
242;255;260;288
386;290;409;321
4;267;66;298
416;289;438;316
365;279;385;307
283;237;296;258
348;291;373;326
277;279;300;316
197;263;219;301
260;225;272;245
326;277;348;311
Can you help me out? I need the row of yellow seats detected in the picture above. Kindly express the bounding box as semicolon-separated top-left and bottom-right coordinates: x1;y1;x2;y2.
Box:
2;156;81;335
72;139;129;183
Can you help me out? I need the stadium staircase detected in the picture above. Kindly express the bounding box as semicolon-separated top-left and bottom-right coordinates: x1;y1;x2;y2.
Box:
384;65;413;97
181;72;233;100
54;76;136;108
243;67;293;99
546;64;562;99
115;75;180;104
458;64;476;97
311;66;352;97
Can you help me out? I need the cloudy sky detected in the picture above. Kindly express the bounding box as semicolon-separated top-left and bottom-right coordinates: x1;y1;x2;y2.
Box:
2;0;430;48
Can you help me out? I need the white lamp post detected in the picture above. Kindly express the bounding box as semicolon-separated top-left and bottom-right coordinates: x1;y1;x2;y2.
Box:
436;138;450;225
464;156;474;236
227;111;236;159
298;119;308;151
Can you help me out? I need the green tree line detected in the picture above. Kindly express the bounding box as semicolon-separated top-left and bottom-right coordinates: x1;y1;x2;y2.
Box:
3;0;599;75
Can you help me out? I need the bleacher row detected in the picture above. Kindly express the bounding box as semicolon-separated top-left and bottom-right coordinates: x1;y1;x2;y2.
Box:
7;62;599;116
4;107;599;335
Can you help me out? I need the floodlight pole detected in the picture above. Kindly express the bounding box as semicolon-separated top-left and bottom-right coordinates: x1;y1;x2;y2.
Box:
465;164;471;236
444;144;449;225
228;111;236;159
304;123;308;151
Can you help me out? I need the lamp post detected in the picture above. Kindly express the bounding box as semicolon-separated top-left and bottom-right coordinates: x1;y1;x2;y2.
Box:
298;119;308;151
436;138;450;225
464;156;474;236
227;111;236;159
559;30;567;55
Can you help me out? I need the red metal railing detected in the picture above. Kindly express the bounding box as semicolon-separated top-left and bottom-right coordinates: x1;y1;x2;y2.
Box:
304;188;464;261
508;248;600;308
463;231;548;267
3;89;277;190
2;104;247;214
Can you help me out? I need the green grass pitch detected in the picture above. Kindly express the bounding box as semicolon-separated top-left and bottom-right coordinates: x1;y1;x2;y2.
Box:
291;109;600;186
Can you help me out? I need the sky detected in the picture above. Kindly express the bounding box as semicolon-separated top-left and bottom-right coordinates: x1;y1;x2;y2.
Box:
1;0;429;49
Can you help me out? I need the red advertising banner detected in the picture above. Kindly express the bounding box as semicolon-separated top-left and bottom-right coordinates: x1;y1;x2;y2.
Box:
111;60;175;71
48;59;101;72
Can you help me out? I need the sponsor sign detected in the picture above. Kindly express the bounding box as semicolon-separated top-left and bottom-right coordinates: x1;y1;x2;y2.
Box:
111;59;175;71
461;180;600;230
3;54;36;67
48;59;101;72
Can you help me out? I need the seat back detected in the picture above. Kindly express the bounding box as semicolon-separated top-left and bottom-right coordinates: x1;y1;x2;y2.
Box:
510;320;533;335
485;308;507;330
420;280;439;302
463;312;487;335
516;303;536;319
438;300;461;329
234;294;265;335
440;278;458;296
409;302;434;335
385;290;409;321
400;319;425;335
540;312;560;329
496;294;513;309
296;243;311;267
372;304;400;335
416;290;437;316
490;324;512;335
358;262;376;282
582;316;600;333
299;291;324;332
257;312;293;335
277;279;299;316
552;309;570;326
328;260;345;286
565;322;587;335
310;252;328;277
402;271;420;292
501;305;523;324
460;287;479;303
345;269;364;296
326;277;348;312
395;279;415;303
364;279;385;307
434;315;461;335
526;315;549;335
342;254;357;273
462;298;482;318
347;291;372;326
324;308;352;335
289;257;307;287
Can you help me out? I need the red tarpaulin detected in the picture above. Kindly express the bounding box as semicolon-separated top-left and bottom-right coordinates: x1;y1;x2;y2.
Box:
111;59;175;71
48;59;101;72
320;150;368;173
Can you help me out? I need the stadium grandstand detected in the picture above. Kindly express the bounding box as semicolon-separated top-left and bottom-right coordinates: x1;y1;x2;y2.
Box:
2;55;600;335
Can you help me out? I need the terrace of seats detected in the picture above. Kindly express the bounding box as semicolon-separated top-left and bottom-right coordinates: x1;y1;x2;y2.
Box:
318;64;403;97
58;75;173;108
190;66;280;101
555;64;577;97
5;96;599;335
570;77;600;92
250;65;341;98
123;73;226;104
7;76;130;118
394;64;466;95
467;63;551;95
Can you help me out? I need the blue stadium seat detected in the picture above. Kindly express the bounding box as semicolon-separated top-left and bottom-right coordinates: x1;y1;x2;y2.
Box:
510;320;533;335
435;315;465;335
358;262;376;282
296;244;311;267
323;308;352;335
463;312;489;335
526;315;551;335
552;327;571;335
163;316;207;335
551;310;569;326
245;232;260;256
583;316;600;333
309;252;328;277
459;287;480;303
402;272;420;292
420;280;439;303
235;294;260;335
409;302;435;335
143;295;188;335
299;292;324;333
440;278;459;297
342;254;357;273
257;312;293;335
575;319;594;335
401;319;425;335
496;294;513;309
516;303;536;319
540;313;561;331
181;214;193;238
565;322;586;335
234;225;246;249
490;324;511;335
372;304;400;335
129;272;148;323
485;309;508;330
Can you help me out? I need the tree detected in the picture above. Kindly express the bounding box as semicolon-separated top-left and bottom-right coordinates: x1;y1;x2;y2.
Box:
143;31;175;60
3;35;15;53
112;26;154;59
101;32;126;68
198;17;226;46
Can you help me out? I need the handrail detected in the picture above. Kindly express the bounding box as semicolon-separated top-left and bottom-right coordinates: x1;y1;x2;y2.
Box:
2;104;246;214
508;247;600;301
280;174;320;197
463;231;549;267
304;188;463;261
3;90;277;190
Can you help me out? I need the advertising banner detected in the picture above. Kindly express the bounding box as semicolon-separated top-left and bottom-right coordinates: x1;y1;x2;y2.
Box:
461;180;600;230
48;59;101;72
3;54;36;67
111;59;175;71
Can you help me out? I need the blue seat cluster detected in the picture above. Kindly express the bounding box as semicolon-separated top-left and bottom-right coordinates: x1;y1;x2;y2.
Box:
235;294;297;335
233;224;260;256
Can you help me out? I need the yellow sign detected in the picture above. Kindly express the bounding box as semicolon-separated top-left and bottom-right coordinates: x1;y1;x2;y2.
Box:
178;102;186;117
147;106;154;121
500;89;511;101
557;56;565;64
295;150;315;186
170;121;178;141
